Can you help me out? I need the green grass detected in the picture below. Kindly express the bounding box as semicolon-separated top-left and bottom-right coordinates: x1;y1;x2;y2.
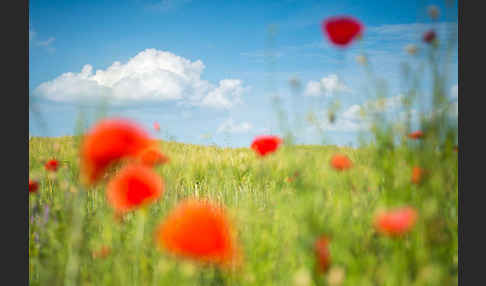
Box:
29;135;457;286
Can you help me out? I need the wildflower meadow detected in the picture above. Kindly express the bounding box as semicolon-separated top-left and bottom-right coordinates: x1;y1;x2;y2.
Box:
29;2;458;286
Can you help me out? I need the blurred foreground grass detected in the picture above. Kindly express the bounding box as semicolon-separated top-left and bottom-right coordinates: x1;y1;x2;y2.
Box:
29;136;457;286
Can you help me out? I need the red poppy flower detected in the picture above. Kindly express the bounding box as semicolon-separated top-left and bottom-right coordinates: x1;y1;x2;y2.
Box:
45;159;59;172
374;207;418;237
423;30;437;44
408;130;424;140
314;235;331;273
137;147;170;167
322;16;363;47
330;154;353;171
453;145;458;152
155;199;240;267
106;164;163;213
251;135;283;157
29;179;39;194
80;118;153;185
154;122;160;132
92;245;112;259
411;166;425;185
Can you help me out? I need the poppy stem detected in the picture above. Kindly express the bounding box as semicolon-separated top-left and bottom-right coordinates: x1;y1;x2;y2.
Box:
133;208;147;284
64;188;87;286
211;268;226;286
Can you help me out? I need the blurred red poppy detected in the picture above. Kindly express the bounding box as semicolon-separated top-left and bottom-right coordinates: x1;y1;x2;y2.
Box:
314;235;331;273
92;245;112;259
322;16;363;47
423;30;437;44
374;207;418;237
408;130;424;140
154;122;160;132
137;147;169;167
155;199;240;268
453;145;458;152
80;118;153;185
251;135;283;157
411;166;425;185
330;154;353;171
106;164;163;213
45;159;59;172
29;179;39;194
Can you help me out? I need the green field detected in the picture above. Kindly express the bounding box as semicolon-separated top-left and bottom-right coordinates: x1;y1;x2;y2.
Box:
29;134;458;286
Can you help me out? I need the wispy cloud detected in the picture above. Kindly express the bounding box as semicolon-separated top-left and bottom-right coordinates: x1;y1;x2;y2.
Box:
30;27;56;53
361;22;457;58
145;0;192;12
36;37;56;53
270;2;351;31
29;29;36;42
36;37;55;47
217;118;253;134
240;51;284;63
201;79;248;109
252;21;457;63
367;22;457;38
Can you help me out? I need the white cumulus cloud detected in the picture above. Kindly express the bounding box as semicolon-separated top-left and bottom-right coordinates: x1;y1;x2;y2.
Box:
34;48;247;109
217;118;253;133
328;105;369;132
341;104;363;121
317;95;404;132
304;81;321;97
201;79;246;108
304;74;351;96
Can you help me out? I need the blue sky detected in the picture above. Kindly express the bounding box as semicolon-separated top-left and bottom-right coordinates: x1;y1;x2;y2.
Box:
29;0;458;147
